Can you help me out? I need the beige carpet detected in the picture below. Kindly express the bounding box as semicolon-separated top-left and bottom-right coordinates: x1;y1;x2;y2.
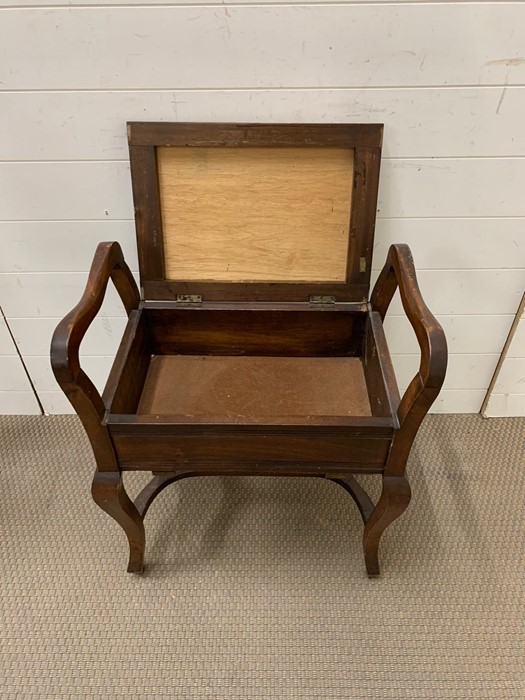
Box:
1;414;524;698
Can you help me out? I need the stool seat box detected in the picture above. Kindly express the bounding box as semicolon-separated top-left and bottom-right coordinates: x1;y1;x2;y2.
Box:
51;122;447;576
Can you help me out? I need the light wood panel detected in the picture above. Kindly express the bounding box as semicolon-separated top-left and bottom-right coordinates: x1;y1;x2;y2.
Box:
0;162;133;221
391;354;500;393
18;343;503;415
383;314;514;356
37;387;485;415
0;273;139;318
1;5;524;89
377;158;525;219
38;391;75;415
0;391;41;415
0;356;32;391
4;89;525;161
4;159;525;222
1;2;523;416
15;350;509;396
484;393;525;417
483;303;525;416
2;219;524;274
373;218;525;271
507;317;525;359
491;358;525;394
0;222;138;274
370;269;525;317
24;355;113;392
6;313;512;359
158;146;353;283
0;0;490;5
8;317;128;357
0;316;14;355
429;390;487;414
2;269;523;318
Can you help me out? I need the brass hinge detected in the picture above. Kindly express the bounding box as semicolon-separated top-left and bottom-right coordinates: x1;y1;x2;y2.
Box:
309;295;336;305
175;294;202;305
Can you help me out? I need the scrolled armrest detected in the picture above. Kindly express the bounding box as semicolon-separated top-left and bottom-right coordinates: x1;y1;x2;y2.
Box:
371;244;447;426
51;242;140;421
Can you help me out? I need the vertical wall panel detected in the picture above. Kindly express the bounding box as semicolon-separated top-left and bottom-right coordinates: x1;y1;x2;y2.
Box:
0;2;523;414
483;300;525;417
0;314;41;414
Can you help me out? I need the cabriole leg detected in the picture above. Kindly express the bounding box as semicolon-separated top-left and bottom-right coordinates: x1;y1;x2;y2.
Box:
91;470;146;574
362;475;411;577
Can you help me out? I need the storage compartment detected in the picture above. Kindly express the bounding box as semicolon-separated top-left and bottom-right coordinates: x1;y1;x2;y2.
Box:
103;305;399;471
104;306;399;425
99;122;400;473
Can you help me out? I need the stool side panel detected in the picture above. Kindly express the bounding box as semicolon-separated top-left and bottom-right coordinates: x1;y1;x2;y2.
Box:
110;432;391;472
144;307;367;357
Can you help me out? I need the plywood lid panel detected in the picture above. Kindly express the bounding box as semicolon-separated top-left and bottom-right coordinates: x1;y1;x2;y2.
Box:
158;146;353;283
128;122;383;302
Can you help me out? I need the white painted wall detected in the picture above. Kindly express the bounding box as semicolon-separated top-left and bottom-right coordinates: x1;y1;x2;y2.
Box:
1;1;524;415
0;312;41;414
483;295;525;417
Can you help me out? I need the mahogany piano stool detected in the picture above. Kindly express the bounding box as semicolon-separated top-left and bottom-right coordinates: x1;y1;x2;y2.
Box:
51;122;447;576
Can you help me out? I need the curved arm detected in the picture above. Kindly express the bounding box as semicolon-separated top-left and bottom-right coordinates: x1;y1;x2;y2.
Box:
371;244;447;427
51;242;140;431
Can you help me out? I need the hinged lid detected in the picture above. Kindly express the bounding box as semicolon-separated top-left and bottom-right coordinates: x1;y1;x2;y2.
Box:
128;122;383;303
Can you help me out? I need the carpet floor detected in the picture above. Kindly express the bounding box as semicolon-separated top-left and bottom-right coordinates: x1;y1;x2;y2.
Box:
1;414;524;698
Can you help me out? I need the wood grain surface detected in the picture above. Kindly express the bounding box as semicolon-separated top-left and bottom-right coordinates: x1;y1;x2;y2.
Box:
158;146;353;283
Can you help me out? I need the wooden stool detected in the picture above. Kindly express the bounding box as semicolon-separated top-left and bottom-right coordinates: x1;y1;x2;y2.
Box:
51;123;447;576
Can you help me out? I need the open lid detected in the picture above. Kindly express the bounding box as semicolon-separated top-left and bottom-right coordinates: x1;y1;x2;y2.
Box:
127;122;383;303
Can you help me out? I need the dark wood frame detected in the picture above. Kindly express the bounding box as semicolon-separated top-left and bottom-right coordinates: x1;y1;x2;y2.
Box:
51;123;447;578
128;121;383;302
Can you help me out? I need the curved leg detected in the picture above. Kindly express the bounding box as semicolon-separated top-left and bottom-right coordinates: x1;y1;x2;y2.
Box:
134;472;187;518
362;475;411;577
91;470;146;574
330;475;375;523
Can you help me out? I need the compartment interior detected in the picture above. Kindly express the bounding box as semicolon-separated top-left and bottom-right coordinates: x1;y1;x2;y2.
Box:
138;355;371;418
104;307;399;424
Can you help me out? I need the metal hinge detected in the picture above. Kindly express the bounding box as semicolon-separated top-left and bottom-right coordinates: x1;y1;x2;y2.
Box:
309;295;336;305
175;294;202;305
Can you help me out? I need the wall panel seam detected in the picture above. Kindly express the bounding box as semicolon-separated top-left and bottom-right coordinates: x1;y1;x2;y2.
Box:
3;2;525;8
1;216;525;222
4;216;522;221
3;85;525;93
4;156;525;163
3;268;524;274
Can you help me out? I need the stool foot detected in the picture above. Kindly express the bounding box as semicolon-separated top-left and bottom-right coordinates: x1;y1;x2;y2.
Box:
362;475;411;577
91;470;146;574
